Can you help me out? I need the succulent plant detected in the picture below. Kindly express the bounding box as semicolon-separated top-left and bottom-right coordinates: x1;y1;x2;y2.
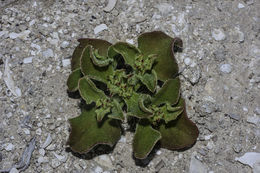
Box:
66;31;199;159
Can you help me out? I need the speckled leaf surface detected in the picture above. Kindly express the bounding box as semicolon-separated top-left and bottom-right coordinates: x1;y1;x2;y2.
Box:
138;31;179;81
80;46;112;83
152;78;180;106
108;100;124;121
138;70;157;93
71;38;111;71
68;108;121;153
78;77;106;104
158;98;199;150
67;68;82;92
133;119;161;159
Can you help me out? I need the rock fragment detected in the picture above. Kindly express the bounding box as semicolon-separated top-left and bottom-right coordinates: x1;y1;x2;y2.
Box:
103;0;117;12
219;64;232;74
23;57;33;64
212;29;226;41
42;49;54;58
94;154;114;169
94;24;108;35
189;155;207;173
235;152;260;168
41;133;52;149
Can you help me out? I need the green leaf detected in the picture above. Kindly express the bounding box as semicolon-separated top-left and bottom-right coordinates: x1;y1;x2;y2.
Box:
164;104;183;123
152;78;180;106
126;92;153;119
111;42;141;67
108;100;124;121
80;46;113;83
158;98;199;150
138;94;153;114
90;49;113;67
67;68;82;92
67;108;121;153
95;107;111;122
133;119;161;159
138;70;157;93
71;38;112;71
138;31;180;81
78;77;107;104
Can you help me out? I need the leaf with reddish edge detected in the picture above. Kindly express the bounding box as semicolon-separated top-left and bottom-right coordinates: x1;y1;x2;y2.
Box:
152;78;180;106
133;119;161;159
158;98;199;150
78;76;107;104
71;38;112;71
80;46;113;83
67;68;82;92
138;31;182;81
67;108;121;154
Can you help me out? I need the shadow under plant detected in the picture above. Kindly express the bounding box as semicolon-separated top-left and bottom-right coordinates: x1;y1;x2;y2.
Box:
66;31;199;161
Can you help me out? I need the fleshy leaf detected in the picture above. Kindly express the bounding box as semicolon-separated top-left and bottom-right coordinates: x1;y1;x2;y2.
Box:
111;42;141;67
158;98;199;150
95;107;111;122
78;77;106;104
71;38;112;71
133;119;161;159
138;31;181;81
164;104;183;123
80;46;112;83
126;92;153;119
108;100;124;121
138;70;157;92
152;78;180;106
138;94;153;114
67;108;121;153
91;49;113;67
67;68;82;92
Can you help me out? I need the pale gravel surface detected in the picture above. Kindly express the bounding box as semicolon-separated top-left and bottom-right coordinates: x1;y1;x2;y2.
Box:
0;0;260;173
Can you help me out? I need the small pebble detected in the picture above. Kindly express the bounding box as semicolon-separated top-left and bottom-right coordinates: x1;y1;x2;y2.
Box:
42;49;54;58
156;150;162;155
228;113;241;121
212;29;226;41
38;156;49;163
10;168;19;173
247;115;260;125
94;166;103;173
220;64;232;74
94;24;108;35
126;39;134;45
254;107;260;115
94;154;113;169
62;59;71;67
39;148;45;156
51;159;61;168
41;133;52;149
23;57;33;64
61;41;69;48
238;3;245;9
5;143;14;151
184;58;191;66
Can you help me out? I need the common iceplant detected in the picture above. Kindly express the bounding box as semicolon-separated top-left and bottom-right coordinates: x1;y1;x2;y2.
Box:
66;31;199;159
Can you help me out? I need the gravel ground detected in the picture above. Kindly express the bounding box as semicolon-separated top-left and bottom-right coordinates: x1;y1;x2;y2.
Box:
0;0;259;172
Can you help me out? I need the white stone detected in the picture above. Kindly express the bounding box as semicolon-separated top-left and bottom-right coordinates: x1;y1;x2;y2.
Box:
51;159;61;168
156;150;162;155
247;115;260;125
23;128;30;135
0;31;8;37
119;136;126;143
220;64;232;74
23;57;33;64
42;49;54;58
0;71;2;79
53;152;67;162
184;58;191;66
39;148;45;156
255;107;260;115
62;59;71;67
103;0;117;12
253;162;260;173
206;141;214;150
61;41;69;48
204;134;213;140
235;152;260;168
94;166;103;173
238;3;245;8
10;168;19;173
94;154;114;169
126;39;134;45
36;128;42;135
9;32;20;39
5;143;14;151
41;133;52;148
212;29;226;41
189;155;207;173
38;156;49;163
94;24;108;34
243;107;248;112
